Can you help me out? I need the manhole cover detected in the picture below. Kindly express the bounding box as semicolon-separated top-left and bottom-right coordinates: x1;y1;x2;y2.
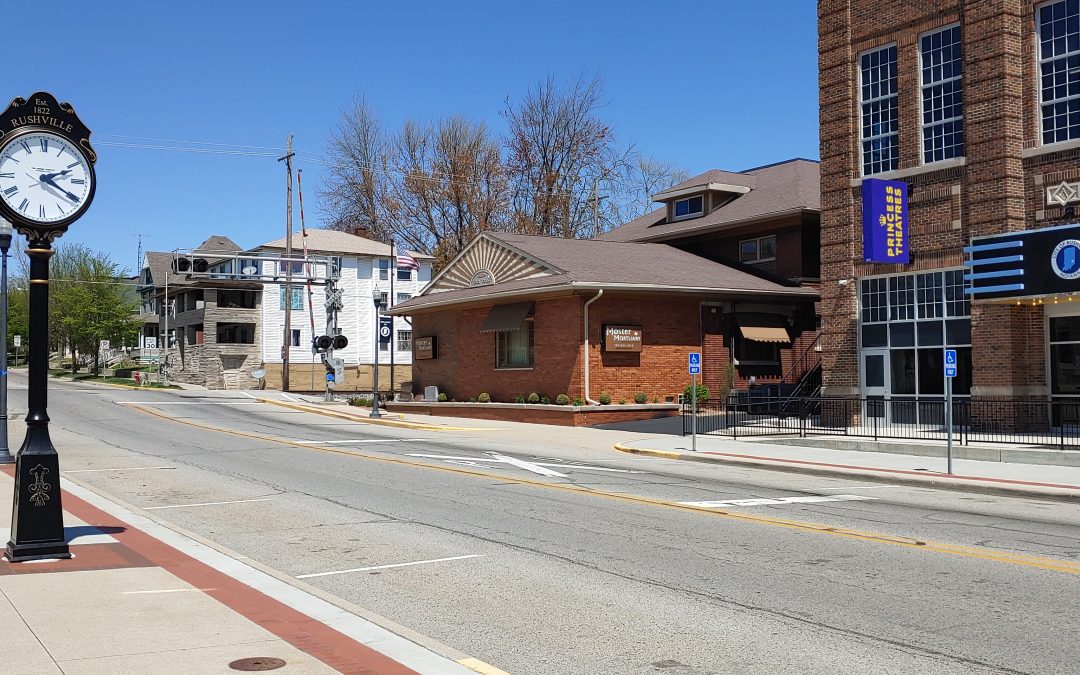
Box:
229;657;286;671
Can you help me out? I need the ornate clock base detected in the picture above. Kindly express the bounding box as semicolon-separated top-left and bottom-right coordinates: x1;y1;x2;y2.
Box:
6;448;70;562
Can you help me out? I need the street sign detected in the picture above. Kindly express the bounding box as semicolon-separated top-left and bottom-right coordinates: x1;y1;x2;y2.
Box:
688;352;701;375
944;348;957;378
99;339;110;351
13;335;21;347
379;316;393;344
144;337;157;350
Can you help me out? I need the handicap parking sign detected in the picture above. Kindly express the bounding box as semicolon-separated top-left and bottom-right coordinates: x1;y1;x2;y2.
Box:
688;352;701;375
944;349;957;378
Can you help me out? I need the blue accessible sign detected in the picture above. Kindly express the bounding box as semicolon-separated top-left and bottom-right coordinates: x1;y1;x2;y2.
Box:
944;349;957;378
688;352;701;375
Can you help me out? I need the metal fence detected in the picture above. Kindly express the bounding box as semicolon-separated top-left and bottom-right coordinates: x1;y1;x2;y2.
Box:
682;395;1080;449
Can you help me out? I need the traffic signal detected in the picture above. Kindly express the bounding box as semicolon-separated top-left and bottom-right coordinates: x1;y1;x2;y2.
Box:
172;256;208;274
332;335;348;350
314;335;333;352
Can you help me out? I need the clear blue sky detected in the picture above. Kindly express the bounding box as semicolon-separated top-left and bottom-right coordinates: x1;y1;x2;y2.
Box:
7;0;819;274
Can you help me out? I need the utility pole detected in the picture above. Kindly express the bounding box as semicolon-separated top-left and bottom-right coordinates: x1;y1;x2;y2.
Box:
279;135;295;392
389;241;395;401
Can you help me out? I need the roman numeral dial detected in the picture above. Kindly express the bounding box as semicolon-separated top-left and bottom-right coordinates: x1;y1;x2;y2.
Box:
0;131;94;225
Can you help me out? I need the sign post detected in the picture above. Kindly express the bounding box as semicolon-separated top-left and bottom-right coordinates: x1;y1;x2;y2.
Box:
944;348;957;474
13;335;20;367
689;352;701;452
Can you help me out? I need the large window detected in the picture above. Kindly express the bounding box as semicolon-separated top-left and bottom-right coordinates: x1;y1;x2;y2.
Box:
496;321;534;368
1039;0;1080;144
397;330;412;352
860;270;971;397
860;44;899;175
920;25;965;163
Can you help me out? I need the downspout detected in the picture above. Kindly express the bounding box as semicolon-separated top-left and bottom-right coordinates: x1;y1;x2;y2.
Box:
583;289;604;405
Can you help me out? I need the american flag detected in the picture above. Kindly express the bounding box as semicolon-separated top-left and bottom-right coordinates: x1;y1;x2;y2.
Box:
396;254;420;271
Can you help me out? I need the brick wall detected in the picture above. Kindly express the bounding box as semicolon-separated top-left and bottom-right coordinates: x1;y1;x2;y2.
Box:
819;0;1054;398
407;293;714;404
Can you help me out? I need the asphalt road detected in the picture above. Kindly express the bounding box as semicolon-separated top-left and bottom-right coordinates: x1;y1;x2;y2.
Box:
15;373;1080;674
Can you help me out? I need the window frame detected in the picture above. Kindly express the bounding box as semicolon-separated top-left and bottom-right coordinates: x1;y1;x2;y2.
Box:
495;319;535;369
1037;0;1080;146
378;258;389;280
739;235;777;263
918;23;965;164
397;329;412;352
672;195;704;221
859;43;900;176
278;286;304;311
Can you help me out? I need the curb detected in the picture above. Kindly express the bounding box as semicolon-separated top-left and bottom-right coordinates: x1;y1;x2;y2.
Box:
613;442;1080;503
256;397;498;432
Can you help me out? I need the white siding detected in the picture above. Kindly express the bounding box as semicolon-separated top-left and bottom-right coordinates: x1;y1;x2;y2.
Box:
260;255;417;366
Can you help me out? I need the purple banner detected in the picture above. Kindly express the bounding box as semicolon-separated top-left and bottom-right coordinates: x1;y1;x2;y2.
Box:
862;178;909;264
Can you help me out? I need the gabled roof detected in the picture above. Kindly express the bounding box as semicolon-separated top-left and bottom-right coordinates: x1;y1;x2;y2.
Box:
195;235;242;254
255;229;432;260
599;158;820;243
389;231;816;314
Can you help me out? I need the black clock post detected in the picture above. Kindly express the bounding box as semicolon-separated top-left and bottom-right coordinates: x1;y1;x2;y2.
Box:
0;93;98;562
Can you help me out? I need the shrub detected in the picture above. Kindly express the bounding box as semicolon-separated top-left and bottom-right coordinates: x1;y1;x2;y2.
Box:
437;392;448;402
556;394;570;405
527;392;540;404
653;396;659;404
572;397;585;406
618;399;626;405
468;397;477;403
348;396;373;407
478;392;491;403
540;395;551;405
514;395;526;404
598;391;612;405
683;383;709;403
633;392;648;404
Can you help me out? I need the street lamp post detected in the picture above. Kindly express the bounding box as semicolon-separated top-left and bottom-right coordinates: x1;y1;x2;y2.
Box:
0;217;12;464
371;288;383;418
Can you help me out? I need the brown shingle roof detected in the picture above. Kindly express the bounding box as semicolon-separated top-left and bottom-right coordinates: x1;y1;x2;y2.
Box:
598;158;819;243
256;229;432;259
390;232;816;313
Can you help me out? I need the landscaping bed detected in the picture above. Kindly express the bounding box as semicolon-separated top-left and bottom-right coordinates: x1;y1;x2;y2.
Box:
386;401;679;427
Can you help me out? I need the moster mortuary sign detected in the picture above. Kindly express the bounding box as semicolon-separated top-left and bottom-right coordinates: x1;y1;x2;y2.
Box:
602;325;642;353
415;335;437;359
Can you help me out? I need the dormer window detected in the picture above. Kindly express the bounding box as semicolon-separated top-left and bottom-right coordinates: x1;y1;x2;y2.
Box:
674;195;704;219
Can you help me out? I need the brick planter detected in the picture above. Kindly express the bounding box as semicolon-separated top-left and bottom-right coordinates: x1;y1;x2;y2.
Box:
386;401;679;427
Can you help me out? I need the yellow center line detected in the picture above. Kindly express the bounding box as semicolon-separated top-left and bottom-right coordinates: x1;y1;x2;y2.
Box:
125;402;1080;577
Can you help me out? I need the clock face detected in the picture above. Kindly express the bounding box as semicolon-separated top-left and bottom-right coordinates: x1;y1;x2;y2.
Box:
0;131;94;224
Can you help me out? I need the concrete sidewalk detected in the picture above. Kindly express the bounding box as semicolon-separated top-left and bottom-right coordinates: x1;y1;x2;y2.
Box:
0;467;490;675
614;434;1080;502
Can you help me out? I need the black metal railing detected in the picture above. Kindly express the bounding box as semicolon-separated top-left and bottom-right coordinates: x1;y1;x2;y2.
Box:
682;395;1080;449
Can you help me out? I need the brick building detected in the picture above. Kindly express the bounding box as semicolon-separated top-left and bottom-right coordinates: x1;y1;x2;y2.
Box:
391;161;821;405
820;0;1080;423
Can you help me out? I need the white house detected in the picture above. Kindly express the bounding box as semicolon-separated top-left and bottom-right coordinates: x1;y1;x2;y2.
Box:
247;229;434;393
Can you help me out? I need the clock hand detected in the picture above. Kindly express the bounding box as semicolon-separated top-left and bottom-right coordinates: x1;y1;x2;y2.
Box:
41;169;72;181
41;176;78;202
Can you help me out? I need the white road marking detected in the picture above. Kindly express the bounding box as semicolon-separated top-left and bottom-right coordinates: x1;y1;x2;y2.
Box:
280;393;299;402
297;554;485;579
122;588;216;595
405;453;644;476
143;497;272;510
295;438;429;445
239;391;258;399
65;466;175;473
679;494;877;508
115;401;261;406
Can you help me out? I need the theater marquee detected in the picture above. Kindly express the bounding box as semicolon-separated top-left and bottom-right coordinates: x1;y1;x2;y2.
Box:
602;325;642;352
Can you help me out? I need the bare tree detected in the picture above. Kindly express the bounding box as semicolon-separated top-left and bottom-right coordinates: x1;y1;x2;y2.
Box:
320;98;392;239
388;117;508;266
502;75;631;239
609;155;693;224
